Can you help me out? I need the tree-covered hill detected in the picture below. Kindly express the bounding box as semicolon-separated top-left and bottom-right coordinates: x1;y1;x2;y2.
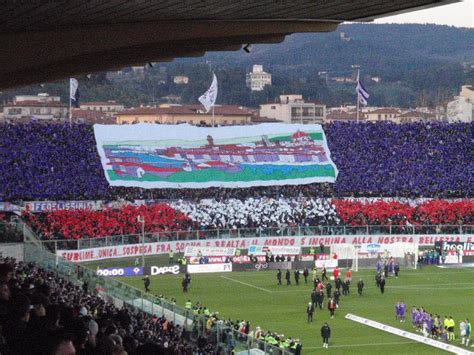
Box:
2;24;473;109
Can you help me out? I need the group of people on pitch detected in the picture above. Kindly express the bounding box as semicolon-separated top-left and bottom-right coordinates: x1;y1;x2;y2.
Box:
411;306;471;346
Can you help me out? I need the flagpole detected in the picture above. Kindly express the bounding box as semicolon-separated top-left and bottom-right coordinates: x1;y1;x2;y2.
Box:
69;87;72;126
212;105;215;127
356;69;360;123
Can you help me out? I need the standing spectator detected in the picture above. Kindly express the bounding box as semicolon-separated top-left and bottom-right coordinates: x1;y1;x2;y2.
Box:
394;263;400;278
303;267;309;284
317;290;325;310
311;290;318;307
333;289;340;307
143;275;151;293
322;266;328;282
465;319;471;346
321;322;331;348
448;316;456;341
335;277;342;292
357;279;364;296
182;276;189;292
328;298;336;319
460;319;467;345
379;275;386;294
326;282;332;299
345;268;352;283
320;242;325;254
82;280;88;294
294;270;300;286
400;302;406;322
306;302;314;323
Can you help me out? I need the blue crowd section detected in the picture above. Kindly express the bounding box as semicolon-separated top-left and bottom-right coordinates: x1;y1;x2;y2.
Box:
0;121;472;201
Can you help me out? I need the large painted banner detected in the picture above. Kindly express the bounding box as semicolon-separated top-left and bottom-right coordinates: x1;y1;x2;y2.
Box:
93;123;338;188
57;234;474;262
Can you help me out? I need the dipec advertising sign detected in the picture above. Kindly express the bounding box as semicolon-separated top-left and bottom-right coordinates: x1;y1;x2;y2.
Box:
150;265;180;275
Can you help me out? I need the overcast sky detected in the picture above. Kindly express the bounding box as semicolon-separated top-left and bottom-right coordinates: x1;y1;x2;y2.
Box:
375;0;473;28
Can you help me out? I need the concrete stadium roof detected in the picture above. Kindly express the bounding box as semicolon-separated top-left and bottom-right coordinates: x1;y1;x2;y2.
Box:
0;0;458;89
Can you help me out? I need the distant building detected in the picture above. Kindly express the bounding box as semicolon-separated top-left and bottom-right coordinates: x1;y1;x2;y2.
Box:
460;85;474;101
325;110;360;123
397;111;436;124
80;101;124;116
259;95;326;124
1;93;67;121
173;76;189;85
13;93;60;103
71;109;116;124
447;97;473;123
365;108;401;123
330;76;355;83
446;85;474;123
115;104;252;126
246;65;272;91
161;94;181;103
339;32;351;42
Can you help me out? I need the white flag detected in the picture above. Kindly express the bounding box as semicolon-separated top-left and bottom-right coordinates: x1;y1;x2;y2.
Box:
198;73;218;112
70;78;80;107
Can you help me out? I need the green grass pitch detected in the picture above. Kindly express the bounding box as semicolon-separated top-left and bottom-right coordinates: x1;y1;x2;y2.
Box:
84;258;474;354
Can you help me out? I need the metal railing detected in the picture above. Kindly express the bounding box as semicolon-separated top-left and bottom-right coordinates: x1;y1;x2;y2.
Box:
37;224;474;251
22;226;293;354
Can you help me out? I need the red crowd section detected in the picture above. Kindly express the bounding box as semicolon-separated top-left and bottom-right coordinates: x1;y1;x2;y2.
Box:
332;199;474;226
23;204;194;240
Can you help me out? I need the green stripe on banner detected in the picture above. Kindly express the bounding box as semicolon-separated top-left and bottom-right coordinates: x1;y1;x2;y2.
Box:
108;164;337;183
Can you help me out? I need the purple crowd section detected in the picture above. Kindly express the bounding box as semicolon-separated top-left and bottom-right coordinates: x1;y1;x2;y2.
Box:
0;122;472;201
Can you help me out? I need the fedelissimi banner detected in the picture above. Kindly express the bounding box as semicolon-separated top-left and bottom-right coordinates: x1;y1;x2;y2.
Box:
93;123;338;189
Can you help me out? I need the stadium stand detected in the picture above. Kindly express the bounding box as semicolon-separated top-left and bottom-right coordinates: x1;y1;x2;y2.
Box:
0;122;472;201
22;199;474;240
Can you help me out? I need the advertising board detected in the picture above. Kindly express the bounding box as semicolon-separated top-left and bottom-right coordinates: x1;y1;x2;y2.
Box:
184;246;236;257
187;263;232;274
149;265;180;275
58;234;474;263
96;266;144;277
248;245;301;256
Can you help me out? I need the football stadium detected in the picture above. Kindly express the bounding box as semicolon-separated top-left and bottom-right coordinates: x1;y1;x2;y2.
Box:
0;1;473;355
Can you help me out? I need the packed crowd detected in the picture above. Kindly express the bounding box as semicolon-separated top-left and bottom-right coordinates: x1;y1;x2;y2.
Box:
22;199;474;240
22;204;193;240
0;122;472;201
0;257;215;355
332;199;474;226
170;198;339;230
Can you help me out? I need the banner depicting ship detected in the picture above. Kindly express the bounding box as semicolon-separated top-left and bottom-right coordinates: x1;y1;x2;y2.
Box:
93;123;338;189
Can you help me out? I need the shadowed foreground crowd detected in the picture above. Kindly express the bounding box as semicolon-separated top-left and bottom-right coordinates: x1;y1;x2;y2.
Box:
0;258;216;355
